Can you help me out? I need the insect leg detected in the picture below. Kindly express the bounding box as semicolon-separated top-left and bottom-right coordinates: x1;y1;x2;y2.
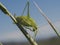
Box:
24;26;33;31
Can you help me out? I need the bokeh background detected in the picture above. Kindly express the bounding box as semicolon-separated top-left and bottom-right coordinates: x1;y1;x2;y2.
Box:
0;0;60;45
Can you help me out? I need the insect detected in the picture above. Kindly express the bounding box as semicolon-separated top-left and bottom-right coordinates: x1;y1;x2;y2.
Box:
14;15;38;36
14;1;38;37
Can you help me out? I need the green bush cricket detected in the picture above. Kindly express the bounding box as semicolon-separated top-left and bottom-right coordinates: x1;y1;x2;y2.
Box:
14;1;38;37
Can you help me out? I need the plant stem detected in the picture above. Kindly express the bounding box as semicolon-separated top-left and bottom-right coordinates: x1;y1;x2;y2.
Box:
0;2;38;45
33;1;60;38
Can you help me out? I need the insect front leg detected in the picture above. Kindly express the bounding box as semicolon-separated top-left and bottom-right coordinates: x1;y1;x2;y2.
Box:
24;26;33;31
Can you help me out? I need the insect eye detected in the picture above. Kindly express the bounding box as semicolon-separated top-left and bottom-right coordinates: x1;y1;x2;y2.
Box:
33;29;35;31
33;26;37;31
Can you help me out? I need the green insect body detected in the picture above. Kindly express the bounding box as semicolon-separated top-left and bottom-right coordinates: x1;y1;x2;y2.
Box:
14;15;38;36
14;1;38;36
